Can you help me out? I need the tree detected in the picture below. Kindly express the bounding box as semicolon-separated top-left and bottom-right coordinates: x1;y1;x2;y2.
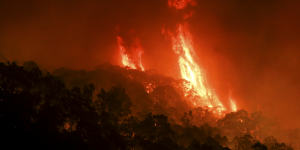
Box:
233;134;255;150
252;142;267;150
264;136;293;150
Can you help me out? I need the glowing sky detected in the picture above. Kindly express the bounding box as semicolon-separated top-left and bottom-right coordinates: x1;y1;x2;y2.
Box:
1;0;300;128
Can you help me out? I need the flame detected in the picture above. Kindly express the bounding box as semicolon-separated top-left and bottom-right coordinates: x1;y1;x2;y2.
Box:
114;0;238;115
144;82;155;94
116;36;145;71
137;49;145;71
166;0;234;114
230;97;237;112
170;24;226;113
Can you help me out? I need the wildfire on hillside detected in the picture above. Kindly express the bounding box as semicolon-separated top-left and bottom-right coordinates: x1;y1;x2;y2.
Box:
115;0;238;115
117;35;145;71
167;24;227;114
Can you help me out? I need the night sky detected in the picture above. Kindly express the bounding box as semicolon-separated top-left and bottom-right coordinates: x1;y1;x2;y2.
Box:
1;0;300;128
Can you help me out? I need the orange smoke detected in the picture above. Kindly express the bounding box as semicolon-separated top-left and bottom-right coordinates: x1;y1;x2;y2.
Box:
168;0;197;10
116;36;145;71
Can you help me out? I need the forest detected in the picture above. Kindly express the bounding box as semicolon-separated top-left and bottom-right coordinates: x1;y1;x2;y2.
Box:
0;61;294;150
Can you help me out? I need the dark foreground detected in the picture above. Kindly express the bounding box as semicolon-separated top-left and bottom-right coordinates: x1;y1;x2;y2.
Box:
0;62;293;150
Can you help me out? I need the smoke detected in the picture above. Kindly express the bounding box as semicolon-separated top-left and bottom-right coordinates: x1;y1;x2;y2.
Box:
1;0;300;129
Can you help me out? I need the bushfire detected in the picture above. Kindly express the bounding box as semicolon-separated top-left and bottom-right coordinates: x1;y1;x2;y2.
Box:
115;0;238;115
116;0;238;115
169;24;226;113
117;36;145;71
116;27;238;115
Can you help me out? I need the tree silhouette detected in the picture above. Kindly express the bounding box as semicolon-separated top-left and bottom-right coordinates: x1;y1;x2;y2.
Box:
0;61;294;150
252;142;267;150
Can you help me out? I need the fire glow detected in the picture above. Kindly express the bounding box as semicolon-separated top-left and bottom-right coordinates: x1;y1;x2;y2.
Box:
167;0;230;114
166;24;227;114
116;0;238;115
117;36;145;71
230;98;237;112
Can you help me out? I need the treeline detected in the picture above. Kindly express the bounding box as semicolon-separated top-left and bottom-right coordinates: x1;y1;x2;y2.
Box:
0;62;293;150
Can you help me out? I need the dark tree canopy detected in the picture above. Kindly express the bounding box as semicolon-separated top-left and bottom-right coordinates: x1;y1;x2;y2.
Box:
0;62;293;150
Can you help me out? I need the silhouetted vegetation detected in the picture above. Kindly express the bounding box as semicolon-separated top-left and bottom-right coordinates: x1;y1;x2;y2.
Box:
0;62;294;150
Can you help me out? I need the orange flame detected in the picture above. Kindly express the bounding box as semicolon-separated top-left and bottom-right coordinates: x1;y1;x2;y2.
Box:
170;24;226;113
137;49;145;71
116;36;145;71
230;97;237;112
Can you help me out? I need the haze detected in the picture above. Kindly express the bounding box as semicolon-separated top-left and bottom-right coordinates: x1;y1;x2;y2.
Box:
1;0;300;128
